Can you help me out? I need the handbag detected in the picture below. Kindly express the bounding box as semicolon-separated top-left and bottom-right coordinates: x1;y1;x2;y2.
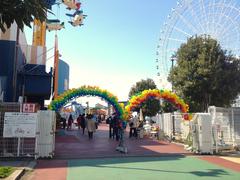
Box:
129;122;133;127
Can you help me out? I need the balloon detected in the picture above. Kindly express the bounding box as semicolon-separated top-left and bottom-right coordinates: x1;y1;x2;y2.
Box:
49;85;125;119
126;89;190;121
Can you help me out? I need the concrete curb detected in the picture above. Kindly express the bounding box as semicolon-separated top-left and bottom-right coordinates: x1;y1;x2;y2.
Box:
4;168;25;180
4;161;36;180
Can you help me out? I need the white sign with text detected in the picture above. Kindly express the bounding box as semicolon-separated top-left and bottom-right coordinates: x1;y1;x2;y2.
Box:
3;112;37;138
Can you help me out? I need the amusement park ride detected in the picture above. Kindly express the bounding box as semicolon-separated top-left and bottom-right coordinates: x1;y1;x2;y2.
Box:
46;19;65;31
63;0;81;10
66;10;87;27
32;0;86;99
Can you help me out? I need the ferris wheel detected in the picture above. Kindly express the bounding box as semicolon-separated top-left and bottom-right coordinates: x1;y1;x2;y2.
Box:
156;0;240;89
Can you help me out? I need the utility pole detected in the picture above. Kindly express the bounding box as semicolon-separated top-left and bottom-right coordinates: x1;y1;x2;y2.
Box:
53;34;59;99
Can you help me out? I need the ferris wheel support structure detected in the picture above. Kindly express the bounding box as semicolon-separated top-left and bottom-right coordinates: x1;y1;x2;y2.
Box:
156;0;240;89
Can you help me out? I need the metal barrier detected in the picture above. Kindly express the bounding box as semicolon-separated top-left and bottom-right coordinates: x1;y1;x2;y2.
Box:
208;106;240;147
157;107;240;150
157;112;191;140
0;102;35;158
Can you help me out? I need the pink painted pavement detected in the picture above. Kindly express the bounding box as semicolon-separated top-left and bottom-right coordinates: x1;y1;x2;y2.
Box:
27;160;67;180
54;123;190;159
28;123;240;180
199;156;240;172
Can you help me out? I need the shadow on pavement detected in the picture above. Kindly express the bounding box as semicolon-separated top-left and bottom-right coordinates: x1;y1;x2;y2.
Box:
190;169;229;177
54;123;191;159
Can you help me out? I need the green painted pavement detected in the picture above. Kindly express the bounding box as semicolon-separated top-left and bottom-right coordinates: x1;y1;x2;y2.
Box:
67;156;240;180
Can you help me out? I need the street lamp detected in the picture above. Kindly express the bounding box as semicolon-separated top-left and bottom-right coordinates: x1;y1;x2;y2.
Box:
170;54;178;91
170;55;177;71
170;54;177;137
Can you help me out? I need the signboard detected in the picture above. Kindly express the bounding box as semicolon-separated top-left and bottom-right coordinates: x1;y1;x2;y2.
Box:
3;112;37;138
22;103;37;113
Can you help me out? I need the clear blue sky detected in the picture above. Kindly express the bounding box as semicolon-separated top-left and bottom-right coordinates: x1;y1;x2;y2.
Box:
25;0;177;101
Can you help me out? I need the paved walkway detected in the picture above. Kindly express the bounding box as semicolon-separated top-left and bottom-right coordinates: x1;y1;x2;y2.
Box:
22;123;240;180
66;156;240;180
220;156;240;164
27;156;240;180
55;123;190;159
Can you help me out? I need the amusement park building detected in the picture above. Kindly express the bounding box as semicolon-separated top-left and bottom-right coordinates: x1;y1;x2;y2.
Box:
0;22;52;108
58;59;69;94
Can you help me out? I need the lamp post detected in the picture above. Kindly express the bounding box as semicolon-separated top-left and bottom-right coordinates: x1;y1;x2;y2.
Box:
86;101;89;114
170;54;177;137
170;55;177;85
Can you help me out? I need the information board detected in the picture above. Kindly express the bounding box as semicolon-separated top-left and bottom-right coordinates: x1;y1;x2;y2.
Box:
3;112;37;138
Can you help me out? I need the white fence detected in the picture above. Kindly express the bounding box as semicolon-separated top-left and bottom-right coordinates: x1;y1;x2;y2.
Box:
0;102;56;159
156;112;190;140
156;106;240;148
208;106;240;146
35;111;56;159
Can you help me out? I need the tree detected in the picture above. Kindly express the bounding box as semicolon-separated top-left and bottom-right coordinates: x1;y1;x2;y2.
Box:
161;101;177;113
168;35;240;112
129;78;161;117
0;0;49;32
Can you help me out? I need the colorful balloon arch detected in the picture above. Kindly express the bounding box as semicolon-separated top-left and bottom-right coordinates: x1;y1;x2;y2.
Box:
125;89;191;120
48;86;124;119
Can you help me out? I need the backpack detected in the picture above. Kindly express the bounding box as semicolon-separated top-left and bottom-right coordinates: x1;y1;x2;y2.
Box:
106;117;111;124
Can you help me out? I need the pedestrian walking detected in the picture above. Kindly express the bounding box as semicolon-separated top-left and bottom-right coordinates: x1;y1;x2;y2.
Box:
106;116;114;138
77;115;81;130
86;114;96;139
61;117;66;130
129;115;138;138
80;114;86;135
112;114;120;141
67;114;73;130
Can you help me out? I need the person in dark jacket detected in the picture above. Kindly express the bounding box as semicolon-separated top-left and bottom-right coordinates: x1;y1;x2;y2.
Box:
67;114;73;130
77;115;81;130
61;117;66;130
112;114;120;141
107;116;113;138
80;114;86;135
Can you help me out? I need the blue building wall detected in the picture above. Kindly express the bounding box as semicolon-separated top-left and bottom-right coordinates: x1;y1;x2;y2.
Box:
58;59;69;94
0;40;52;107
0;40;25;101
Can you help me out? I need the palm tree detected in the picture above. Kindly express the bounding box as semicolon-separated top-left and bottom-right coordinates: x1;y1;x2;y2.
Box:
0;0;48;32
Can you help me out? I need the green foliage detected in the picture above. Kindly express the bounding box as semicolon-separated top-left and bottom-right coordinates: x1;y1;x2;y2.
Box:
0;166;14;178
168;35;240;112
161;101;177;113
0;0;48;32
129;78;161;117
129;78;157;97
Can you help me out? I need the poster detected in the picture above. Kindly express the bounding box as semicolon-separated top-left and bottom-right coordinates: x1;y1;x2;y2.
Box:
3;112;37;138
